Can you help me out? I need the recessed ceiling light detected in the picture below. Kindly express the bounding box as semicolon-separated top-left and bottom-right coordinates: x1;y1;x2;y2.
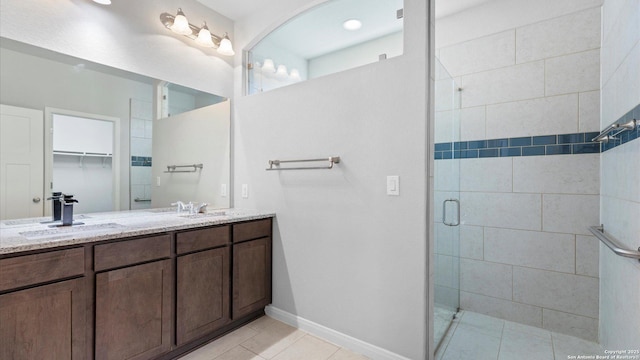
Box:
93;0;112;5
343;19;362;31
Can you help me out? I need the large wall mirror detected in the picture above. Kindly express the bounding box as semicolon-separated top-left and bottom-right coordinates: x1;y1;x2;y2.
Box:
0;37;230;220
247;0;404;94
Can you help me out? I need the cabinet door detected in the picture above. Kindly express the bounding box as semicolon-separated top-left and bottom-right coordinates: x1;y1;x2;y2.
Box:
176;247;230;345
95;259;172;360
0;278;86;360
232;237;271;319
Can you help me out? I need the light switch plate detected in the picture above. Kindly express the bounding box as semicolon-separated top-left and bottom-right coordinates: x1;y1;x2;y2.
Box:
387;176;399;196
241;184;249;199
221;184;227;197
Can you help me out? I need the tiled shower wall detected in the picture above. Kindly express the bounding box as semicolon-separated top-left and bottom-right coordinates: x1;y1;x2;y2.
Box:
435;6;602;340
130;98;153;210
599;0;640;349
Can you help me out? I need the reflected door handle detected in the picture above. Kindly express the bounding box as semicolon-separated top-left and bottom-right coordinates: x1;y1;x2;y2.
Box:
443;199;460;226
33;196;41;203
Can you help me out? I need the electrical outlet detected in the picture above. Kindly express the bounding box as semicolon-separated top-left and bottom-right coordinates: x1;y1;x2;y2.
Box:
156;176;161;187
221;184;227;197
241;184;249;199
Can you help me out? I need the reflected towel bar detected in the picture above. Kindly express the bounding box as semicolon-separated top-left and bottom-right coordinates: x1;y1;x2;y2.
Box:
589;225;640;262
592;119;637;142
164;164;203;173
266;157;340;171
134;197;151;202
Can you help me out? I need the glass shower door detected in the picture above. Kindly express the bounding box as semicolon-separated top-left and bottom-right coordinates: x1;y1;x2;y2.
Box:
433;58;461;350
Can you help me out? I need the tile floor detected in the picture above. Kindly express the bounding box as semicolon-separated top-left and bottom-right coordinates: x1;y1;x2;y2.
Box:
179;311;606;360
177;315;369;360
436;310;605;360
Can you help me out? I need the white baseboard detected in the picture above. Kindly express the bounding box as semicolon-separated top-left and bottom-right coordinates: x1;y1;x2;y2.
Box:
265;306;414;360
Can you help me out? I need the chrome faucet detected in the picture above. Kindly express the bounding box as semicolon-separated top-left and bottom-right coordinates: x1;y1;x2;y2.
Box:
171;201;187;213
194;203;208;214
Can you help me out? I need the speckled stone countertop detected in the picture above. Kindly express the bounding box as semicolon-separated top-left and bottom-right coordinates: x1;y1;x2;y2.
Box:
0;208;275;255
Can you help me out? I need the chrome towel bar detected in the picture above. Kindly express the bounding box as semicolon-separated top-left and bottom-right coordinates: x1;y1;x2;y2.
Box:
592;119;637;142
164;164;203;173
266;157;340;171
589;225;640;262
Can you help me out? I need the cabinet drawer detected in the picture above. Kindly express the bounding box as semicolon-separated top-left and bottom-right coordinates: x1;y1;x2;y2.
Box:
176;226;230;255
233;219;271;243
0;247;85;292
94;234;171;271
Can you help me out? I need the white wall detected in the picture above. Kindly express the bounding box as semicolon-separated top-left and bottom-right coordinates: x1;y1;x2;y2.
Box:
233;0;431;358
435;2;603;341
308;31;403;79
599;0;640;349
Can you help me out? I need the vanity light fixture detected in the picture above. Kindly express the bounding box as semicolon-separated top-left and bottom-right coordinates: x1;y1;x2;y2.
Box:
275;65;289;79
160;8;235;56
261;59;276;75
343;19;362;31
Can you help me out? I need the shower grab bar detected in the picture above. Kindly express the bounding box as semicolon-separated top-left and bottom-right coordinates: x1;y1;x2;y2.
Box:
592;119;637;142
589;225;640;262
266;157;340;171
164;164;203;173
443;199;460;227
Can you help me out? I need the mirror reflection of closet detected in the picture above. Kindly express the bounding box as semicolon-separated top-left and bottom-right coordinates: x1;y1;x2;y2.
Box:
51;112;117;214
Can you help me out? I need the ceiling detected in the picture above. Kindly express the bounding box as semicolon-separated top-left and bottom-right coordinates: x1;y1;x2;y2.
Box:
196;0;494;21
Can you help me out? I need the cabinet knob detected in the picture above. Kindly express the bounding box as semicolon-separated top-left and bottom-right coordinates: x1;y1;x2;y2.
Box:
33;197;41;203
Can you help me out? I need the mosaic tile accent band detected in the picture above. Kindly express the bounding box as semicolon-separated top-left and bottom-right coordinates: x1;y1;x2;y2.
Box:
435;103;640;160
434;132;601;160
131;156;152;167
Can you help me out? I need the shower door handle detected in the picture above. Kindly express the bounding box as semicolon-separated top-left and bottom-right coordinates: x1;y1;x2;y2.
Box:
443;199;460;226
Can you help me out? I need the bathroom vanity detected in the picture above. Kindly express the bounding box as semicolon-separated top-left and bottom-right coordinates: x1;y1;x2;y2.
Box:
0;209;274;360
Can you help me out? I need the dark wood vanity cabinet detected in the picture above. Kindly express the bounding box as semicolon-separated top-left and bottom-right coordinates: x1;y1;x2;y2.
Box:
0;217;272;360
94;236;172;360
175;226;231;346
232;219;272;319
0;248;86;359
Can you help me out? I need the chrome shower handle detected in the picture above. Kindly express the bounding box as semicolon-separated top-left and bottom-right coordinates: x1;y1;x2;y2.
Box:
443;199;460;227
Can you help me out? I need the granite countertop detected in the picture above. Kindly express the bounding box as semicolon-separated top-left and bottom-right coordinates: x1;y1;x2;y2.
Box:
0;208;275;255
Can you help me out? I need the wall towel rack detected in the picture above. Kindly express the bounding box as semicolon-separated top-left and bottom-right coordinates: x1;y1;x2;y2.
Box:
165;164;203;173
589;225;640;262
592;119;637;142
266;157;340;171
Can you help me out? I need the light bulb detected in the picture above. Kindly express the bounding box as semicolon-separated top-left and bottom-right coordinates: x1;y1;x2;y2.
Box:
275;65;288;80
170;8;192;36
261;59;276;75
290;69;301;82
195;22;215;47
217;33;235;56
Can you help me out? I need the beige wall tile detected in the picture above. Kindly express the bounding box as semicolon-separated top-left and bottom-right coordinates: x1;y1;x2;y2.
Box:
484;228;575;273
545;49;600;96
460;259;513;300
461;61;545;107
576;235;599;277
461;192;542;231
543;309;598;342
460;158;513;193
513;154;599;195
542;194;599;235
440;30;516;77
460;291;542;328
486;94;578;138
516;7;601;63
513;267;599;318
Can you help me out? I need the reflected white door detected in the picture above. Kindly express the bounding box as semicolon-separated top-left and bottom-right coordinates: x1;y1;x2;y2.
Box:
0;104;44;220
